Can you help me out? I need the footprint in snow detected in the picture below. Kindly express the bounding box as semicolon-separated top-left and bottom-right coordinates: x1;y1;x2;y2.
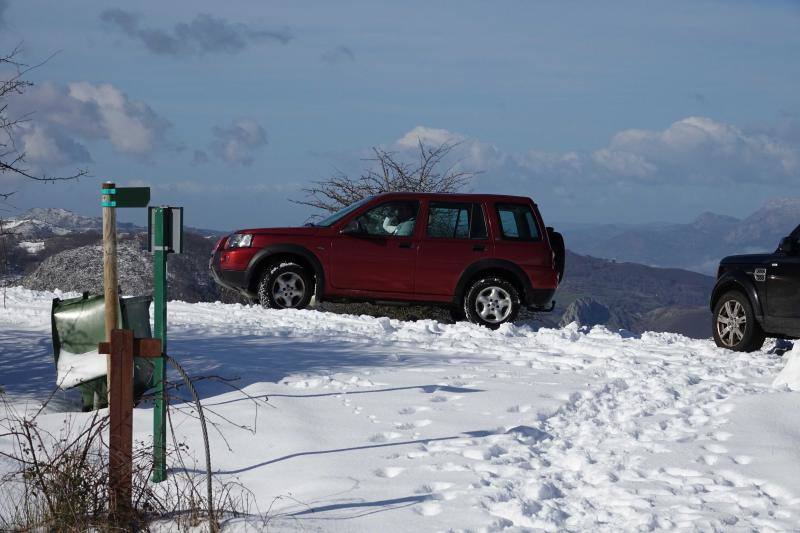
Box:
704;443;728;454
374;466;404;478
369;432;403;443
700;454;719;466
414;502;442;516
394;419;432;430
415;481;454;494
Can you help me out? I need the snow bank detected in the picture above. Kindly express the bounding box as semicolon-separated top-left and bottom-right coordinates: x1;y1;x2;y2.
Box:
18;241;45;253
773;343;800;390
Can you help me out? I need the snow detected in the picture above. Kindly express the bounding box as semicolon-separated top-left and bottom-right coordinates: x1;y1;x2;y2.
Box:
17;241;45;254
56;349;106;389
773;343;800;390
0;286;799;531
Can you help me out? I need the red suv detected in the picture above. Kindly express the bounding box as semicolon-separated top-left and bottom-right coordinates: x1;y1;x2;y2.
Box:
210;193;564;328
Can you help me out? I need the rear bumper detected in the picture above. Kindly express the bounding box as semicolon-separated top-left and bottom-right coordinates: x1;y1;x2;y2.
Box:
525;288;556;311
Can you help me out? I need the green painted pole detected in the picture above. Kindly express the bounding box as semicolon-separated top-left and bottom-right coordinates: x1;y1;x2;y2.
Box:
152;207;168;483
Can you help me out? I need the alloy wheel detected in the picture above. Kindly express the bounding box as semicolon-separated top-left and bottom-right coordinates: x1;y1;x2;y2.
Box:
475;286;513;324
272;272;306;308
716;299;747;347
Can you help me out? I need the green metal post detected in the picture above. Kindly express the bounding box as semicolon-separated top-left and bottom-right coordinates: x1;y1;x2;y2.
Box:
152;207;168;483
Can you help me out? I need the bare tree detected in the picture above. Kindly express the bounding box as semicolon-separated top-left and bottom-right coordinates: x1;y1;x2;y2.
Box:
1;44;87;189
0;44;87;295
294;140;476;214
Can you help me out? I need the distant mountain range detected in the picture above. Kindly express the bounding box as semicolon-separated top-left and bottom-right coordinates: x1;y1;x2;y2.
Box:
560;198;800;274
0;207;225;241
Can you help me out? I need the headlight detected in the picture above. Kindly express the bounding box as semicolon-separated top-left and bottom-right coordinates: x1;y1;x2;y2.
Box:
226;233;253;249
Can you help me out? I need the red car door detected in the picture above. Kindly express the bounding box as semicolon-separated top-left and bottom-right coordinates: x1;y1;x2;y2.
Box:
415;201;493;297
329;200;421;294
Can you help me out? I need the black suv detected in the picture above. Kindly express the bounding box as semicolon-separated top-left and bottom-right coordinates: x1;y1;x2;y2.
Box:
711;224;800;351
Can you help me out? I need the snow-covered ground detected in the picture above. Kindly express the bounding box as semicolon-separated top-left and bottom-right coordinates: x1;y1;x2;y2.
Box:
1;286;799;531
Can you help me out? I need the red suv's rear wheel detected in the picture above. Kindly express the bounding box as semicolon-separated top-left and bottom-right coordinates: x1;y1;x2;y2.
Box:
258;262;313;310
464;277;520;329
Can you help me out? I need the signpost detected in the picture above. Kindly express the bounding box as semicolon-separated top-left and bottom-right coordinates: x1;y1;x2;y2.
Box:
100;183;183;496
149;206;183;483
99;330;161;522
100;182;155;522
101;183;119;401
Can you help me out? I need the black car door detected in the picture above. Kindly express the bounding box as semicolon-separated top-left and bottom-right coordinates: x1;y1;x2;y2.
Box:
766;233;800;334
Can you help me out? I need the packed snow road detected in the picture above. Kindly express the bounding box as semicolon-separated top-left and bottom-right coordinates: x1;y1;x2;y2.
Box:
1;287;799;532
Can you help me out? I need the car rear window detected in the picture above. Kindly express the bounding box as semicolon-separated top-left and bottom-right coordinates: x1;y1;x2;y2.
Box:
495;203;540;241
426;202;487;239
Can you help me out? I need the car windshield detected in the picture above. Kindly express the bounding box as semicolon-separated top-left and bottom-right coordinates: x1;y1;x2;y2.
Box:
312;197;372;227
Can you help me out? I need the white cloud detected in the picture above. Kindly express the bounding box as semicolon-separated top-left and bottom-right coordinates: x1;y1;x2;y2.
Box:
395;126;465;150
211;118;267;166
16;124;92;167
67;82;167;155
394;117;800;188
11;81;171;167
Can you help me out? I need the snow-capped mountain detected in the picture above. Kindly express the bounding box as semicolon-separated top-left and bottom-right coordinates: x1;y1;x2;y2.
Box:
0;207;139;239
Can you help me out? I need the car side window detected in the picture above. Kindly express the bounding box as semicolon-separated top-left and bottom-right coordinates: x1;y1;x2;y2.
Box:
354;201;419;237
427;202;487;239
495;203;540;241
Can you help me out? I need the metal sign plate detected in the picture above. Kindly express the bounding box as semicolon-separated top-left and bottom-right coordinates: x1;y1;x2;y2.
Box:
148;206;184;254
102;187;150;208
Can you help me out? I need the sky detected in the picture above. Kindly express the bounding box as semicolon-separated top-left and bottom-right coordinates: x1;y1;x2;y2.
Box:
1;0;799;231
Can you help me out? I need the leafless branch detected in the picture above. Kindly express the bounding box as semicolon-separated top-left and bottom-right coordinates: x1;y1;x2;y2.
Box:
293;140;478;215
1;44;88;194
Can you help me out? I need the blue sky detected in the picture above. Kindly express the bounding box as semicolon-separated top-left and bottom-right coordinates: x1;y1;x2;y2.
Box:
1;0;799;230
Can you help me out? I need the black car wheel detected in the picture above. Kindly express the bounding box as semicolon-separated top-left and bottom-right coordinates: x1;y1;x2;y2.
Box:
464;277;520;329
258;262;313;310
449;306;467;323
712;290;765;352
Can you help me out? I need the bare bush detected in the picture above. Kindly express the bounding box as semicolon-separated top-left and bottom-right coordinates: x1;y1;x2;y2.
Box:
0;386;263;531
295;140;476;215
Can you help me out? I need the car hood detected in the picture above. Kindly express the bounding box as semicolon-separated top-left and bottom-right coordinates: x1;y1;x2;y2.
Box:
719;253;776;265
234;226;323;236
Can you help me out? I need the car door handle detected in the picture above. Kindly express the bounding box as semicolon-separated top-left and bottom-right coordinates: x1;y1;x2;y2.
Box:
473;244;485;252
399;242;413;249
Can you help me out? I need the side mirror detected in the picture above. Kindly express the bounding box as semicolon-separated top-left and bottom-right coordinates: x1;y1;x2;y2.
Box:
778;236;799;255
340;219;362;235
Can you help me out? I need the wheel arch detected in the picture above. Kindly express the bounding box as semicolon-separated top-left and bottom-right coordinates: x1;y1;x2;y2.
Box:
245;244;325;298
710;273;763;320
453;259;532;306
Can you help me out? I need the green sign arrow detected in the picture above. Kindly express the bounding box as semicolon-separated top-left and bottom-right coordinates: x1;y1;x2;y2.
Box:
102;187;150;208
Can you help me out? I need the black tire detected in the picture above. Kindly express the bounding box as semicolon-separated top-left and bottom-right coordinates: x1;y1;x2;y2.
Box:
712;290;765;352
449;306;466;323
547;227;566;282
463;277;521;329
257;262;313;310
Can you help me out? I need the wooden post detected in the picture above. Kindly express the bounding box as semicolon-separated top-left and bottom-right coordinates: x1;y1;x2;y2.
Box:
102;182;119;400
100;331;162;525
107;328;134;523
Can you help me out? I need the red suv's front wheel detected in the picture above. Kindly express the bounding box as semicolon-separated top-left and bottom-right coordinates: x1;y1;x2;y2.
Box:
464;277;521;329
258;262;313;310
